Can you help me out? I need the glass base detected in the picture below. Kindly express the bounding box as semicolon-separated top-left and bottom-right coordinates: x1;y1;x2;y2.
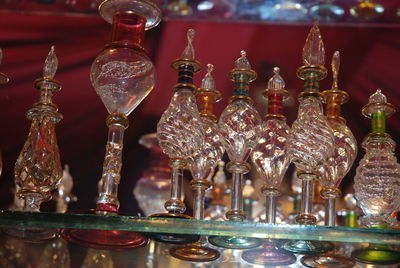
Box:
301;253;355;268
149;213;200;244
170;244;220;262
351;247;400;265
3;226;58;242
208;236;263;249
277;240;333;255
242;248;297;266
61;228;148;250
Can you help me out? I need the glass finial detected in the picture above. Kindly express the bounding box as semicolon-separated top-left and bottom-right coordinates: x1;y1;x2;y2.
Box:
235;50;252;69
267;67;285;90
331;51;340;90
303;21;325;66
43;46;58;79
369;89;386;104
201;64;216;90
181;29;195;59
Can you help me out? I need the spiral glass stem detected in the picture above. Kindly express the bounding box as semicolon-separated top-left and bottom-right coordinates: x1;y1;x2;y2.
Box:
164;159;186;214
96;123;125;213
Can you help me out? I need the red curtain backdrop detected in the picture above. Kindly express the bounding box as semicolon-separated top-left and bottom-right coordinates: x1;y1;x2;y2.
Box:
0;13;399;213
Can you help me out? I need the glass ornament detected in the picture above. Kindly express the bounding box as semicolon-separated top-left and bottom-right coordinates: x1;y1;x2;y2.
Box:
209;51;262;250
352;89;400;265
242;67;296;266
5;47;62;241
61;0;161;249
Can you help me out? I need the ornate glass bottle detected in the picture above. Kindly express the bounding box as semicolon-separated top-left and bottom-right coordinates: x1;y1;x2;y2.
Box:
280;22;335;255
154;29;204;244
170;64;224;262
208;51;263;249
61;0;161;249
242;67;296;266
351;89;400;265
5;47;63;240
301;51;357;268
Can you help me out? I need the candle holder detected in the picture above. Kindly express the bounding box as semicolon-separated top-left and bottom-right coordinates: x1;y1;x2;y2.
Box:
170;64;223;262
4;47;62;241
351;89;400;265
208;51;263;249
242;67;296;266
279;22;335;255
300;51;357;268
61;0;161;249
152;29;204;244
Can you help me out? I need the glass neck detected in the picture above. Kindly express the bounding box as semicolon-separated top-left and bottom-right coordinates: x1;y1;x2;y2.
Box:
371;111;386;133
196;92;215;119
177;64;195;85
233;73;250;97
111;12;146;51
326;99;341;118
267;91;283;115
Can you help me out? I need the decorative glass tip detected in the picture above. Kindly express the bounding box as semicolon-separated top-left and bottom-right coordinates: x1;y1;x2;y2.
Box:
43;45;58;79
235;50;252;69
201;64;216;90
267;67;285;90
331;51;340;90
302;21;325;66
368;89;387;104
0;48;3;65
181;29;196;59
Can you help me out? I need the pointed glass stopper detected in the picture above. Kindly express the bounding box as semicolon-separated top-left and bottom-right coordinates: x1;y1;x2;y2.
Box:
331;51;340;90
235;50;252;69
267;67;285;90
302;21;325;66
201;64;216;90
43;46;58;79
369;89;386;104
181;29;195;59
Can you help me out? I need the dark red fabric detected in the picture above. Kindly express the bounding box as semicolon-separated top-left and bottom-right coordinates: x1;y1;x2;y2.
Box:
0;13;399;213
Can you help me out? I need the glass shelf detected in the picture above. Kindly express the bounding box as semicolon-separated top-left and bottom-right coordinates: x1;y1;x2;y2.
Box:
0;210;399;245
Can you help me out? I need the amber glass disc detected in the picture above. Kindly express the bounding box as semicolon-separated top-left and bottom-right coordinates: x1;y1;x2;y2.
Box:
3;226;58;242
208;236;263;249
351;247;400;265
242;248;297;266
149;213;200;244
277;240;333;255
301;253;355;268
170;244;220;262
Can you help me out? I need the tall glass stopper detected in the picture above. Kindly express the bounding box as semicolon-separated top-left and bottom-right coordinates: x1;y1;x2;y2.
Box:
354;89;400;227
157;29;204;216
14;46;63;212
302;21;325;66
0;47;9;84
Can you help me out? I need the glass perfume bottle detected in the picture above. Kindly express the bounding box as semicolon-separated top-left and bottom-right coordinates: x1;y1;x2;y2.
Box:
61;0;161;249
133;133;171;216
279;22;335;255
0;48;9;84
350;0;384;20
208;51;263;250
309;0;345;22
170;64;224;262
204;161;228;221
300;51;357;268
153;29;204;244
4;46;63;241
242;67;297;266
351;89;400;265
